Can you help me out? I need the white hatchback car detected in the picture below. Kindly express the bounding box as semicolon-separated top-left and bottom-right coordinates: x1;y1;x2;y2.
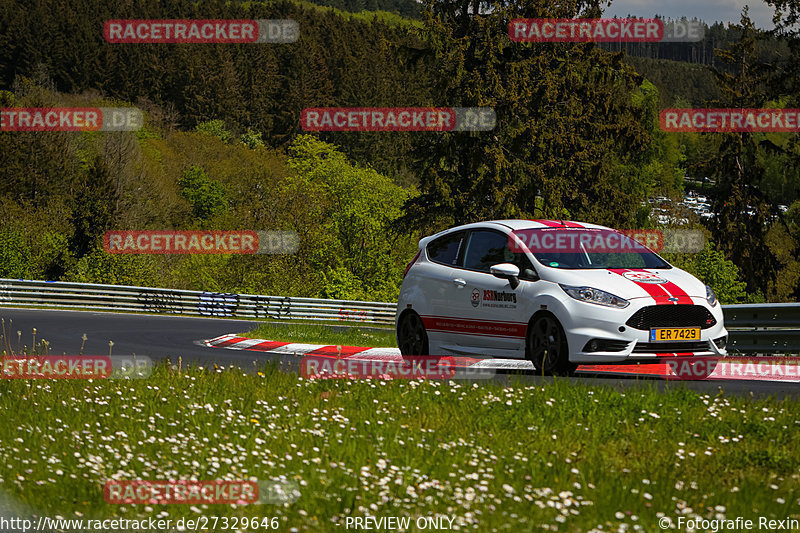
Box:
395;220;728;375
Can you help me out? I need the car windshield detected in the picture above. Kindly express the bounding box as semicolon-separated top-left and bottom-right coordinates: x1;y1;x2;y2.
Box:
510;228;671;270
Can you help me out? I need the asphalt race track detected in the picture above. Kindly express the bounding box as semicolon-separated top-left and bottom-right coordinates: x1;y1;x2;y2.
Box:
2;307;799;399
0;308;263;368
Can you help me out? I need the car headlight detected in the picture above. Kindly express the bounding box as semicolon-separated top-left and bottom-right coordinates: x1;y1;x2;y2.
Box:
559;285;629;308
706;285;718;307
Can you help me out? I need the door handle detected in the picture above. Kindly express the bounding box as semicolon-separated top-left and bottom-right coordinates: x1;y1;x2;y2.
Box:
452;278;467;287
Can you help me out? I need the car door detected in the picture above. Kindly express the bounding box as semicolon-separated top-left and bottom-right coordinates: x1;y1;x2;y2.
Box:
419;231;467;353
443;229;534;355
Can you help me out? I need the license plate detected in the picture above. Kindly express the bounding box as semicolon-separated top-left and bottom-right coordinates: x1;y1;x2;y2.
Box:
649;327;701;342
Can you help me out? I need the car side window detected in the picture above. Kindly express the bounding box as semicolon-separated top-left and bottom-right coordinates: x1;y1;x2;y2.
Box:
463;230;507;271
463;230;538;280
426;232;465;266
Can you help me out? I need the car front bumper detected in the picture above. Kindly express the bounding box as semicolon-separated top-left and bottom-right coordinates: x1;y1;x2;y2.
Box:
553;296;728;364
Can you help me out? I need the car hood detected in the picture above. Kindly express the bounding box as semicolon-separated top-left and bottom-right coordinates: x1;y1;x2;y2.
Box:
542;267;707;303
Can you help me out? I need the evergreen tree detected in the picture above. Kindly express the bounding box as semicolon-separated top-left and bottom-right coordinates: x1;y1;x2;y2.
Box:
401;0;658;231
709;9;780;296
69;156;118;259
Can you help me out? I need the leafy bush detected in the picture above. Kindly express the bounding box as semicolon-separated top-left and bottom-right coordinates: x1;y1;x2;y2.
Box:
65;249;157;287
30;231;72;280
0;231;32;279
667;241;756;304
194;120;231;143
177;166;229;221
239;129;264;149
285;135;417;301
319;266;363;300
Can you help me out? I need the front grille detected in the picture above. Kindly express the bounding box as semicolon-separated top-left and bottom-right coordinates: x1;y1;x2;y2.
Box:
632;341;711;353
626;305;716;330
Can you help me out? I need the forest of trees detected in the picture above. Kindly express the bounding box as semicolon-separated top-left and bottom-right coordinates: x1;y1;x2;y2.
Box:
0;0;799;302
303;0;421;18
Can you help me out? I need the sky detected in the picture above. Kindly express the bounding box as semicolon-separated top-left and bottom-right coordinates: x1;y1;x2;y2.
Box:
603;0;776;29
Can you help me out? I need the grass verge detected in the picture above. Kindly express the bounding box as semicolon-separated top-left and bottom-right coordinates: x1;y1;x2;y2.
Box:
1;363;799;531
244;321;397;348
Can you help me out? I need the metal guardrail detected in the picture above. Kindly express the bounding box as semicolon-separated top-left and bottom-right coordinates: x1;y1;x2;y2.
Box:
723;304;800;354
723;303;800;328
0;279;397;325
0;279;797;353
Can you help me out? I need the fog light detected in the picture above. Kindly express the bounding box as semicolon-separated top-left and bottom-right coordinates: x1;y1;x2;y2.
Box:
714;336;727;350
583;340;601;352
582;339;631;353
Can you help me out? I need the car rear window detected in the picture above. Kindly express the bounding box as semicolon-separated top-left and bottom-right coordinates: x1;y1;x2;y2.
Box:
427;232;464;266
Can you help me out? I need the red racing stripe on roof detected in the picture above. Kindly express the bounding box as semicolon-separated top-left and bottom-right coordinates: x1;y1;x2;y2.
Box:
560;220;585;228
529;219;560;227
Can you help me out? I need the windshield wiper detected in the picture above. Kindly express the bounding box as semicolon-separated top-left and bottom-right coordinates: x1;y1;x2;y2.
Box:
580;242;592;265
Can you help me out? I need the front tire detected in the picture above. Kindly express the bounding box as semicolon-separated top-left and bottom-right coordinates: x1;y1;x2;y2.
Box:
527;314;576;376
397;311;429;356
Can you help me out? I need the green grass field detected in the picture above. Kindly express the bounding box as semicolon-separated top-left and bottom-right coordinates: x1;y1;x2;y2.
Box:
244;321;397;348
1;363;798;532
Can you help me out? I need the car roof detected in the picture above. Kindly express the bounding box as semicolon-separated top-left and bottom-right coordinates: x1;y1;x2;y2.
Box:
489;219;612;231
420;219;614;246
433;219;611;235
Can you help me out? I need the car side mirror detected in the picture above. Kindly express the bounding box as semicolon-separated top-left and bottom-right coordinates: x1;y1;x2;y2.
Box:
490;263;520;290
